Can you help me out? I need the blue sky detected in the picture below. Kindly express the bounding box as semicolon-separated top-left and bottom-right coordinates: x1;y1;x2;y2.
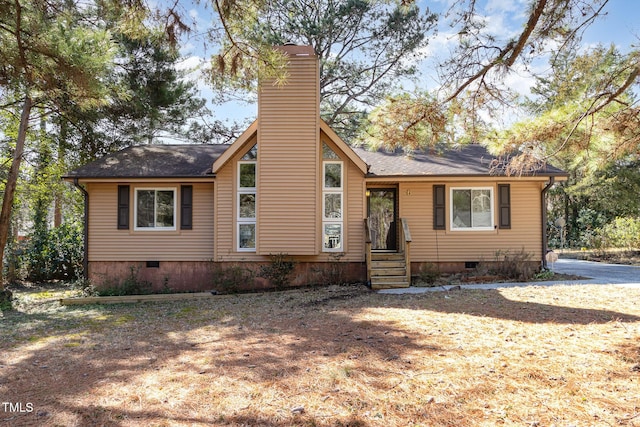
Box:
178;0;640;129
583;0;639;48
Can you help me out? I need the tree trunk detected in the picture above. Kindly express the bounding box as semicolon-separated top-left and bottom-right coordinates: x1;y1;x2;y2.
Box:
54;118;68;228
0;96;32;291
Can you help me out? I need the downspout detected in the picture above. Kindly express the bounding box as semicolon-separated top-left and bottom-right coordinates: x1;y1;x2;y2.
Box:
541;176;555;269
72;178;89;281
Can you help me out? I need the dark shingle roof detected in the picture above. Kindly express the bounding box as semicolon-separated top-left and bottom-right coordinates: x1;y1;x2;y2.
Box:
65;142;566;180
65;144;230;179
353;144;566;177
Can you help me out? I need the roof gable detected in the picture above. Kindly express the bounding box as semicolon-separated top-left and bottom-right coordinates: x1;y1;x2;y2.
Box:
320;120;367;174
212;120;258;173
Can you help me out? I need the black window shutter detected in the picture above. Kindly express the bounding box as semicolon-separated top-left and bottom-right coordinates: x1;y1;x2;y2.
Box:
117;185;129;230
181;185;193;230
498;184;511;229
433;185;446;230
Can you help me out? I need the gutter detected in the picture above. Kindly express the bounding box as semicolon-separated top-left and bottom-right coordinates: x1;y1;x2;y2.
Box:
541;176;555;269
72;178;89;281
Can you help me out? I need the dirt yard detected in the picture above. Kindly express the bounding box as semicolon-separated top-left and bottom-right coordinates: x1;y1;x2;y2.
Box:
1;282;639;426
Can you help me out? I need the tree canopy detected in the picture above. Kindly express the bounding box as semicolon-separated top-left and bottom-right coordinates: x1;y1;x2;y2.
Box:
209;0;437;139
0;0;117;292
207;0;639;163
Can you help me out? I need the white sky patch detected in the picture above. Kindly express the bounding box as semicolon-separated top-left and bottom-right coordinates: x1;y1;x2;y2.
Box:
176;55;205;74
480;11;521;40
502;63;538;97
486;0;528;14
418;30;458;59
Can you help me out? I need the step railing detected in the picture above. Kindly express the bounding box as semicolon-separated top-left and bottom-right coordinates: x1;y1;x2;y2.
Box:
364;218;372;285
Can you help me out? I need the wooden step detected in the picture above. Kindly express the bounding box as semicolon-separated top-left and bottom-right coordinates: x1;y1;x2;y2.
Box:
371;253;405;261
370;267;406;276
370;260;405;269
371;274;409;283
371;281;410;290
369;251;410;290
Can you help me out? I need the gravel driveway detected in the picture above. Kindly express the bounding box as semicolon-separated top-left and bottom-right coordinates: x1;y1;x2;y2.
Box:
379;258;640;294
550;257;640;285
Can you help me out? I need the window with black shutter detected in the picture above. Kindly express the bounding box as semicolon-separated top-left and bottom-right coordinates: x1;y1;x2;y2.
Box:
498;184;511;229
180;185;193;230
433;185;446;230
117;185;129;229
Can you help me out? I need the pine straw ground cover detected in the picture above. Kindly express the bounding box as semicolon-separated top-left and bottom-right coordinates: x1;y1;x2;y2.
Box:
1;283;639;427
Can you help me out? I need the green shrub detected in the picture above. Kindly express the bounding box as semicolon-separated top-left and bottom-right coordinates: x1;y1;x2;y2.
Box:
417;262;440;285
0;290;13;310
312;253;348;286
210;262;256;293
97;267;153;296
23;222;83;282
598;217;640;250
486;248;536;282
259;253;296;289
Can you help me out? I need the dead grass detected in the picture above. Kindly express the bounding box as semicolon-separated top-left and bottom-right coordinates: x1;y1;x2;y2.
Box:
1;283;639;426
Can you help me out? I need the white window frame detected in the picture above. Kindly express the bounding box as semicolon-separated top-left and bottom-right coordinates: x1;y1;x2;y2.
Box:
449;187;494;231
323;160;343;190
237;160;257;251
322;160;343;252
323;192;343;220
133;187;177;231
237;161;256;190
323;222;343;252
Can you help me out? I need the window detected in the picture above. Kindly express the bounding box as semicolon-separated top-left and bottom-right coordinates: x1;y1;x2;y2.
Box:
450;187;494;230
323;161;342;189
322;143;343;251
238;144;257;251
135;188;176;230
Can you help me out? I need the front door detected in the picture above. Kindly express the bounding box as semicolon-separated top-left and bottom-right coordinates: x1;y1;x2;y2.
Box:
368;188;398;251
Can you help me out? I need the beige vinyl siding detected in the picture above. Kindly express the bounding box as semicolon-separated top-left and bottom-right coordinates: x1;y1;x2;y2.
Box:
87;182;214;261
398;180;544;262
257;53;319;255
213;156;235;259
343;158;366;261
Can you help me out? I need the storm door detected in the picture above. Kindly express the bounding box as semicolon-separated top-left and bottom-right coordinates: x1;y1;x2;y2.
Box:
367;188;398;251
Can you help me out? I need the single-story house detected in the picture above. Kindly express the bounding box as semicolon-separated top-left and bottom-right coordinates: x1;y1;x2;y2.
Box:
64;45;567;291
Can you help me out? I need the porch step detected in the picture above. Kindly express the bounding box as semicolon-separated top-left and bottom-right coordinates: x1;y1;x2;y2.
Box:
371;280;409;290
370;260;405;269
371;267;406;276
370;252;410;290
371;253;405;261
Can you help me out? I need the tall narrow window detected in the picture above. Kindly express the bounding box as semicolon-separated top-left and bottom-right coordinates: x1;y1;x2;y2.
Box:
238;144;257;251
322;143;343;252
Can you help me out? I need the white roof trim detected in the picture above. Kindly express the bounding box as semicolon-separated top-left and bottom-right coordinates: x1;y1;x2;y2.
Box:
212;120;258;173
